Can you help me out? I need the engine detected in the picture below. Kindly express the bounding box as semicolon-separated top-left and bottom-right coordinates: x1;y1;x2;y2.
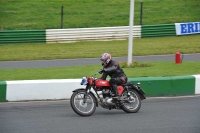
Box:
98;89;115;109
102;89;111;98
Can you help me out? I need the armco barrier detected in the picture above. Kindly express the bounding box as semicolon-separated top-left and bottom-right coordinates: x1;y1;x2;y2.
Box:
0;30;46;44
0;75;199;102
1;23;198;44
141;24;176;38
46;26;141;43
0;26;141;44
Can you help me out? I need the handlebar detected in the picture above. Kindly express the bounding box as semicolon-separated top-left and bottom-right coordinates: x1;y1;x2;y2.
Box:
80;69;103;85
92;69;103;77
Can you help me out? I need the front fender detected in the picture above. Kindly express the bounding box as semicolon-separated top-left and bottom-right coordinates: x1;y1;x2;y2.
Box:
72;88;86;92
72;88;98;107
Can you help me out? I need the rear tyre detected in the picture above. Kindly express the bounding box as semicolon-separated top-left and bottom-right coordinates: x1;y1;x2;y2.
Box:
70;90;96;116
121;89;141;113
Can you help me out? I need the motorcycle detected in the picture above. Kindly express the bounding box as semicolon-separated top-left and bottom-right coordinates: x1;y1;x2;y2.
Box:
70;70;146;116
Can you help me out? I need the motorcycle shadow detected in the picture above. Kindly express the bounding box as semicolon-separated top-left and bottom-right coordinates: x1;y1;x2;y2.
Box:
93;110;129;116
65;110;127;117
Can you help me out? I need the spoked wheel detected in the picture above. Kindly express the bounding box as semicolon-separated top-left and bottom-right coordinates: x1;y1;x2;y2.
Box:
70;90;96;116
121;89;141;113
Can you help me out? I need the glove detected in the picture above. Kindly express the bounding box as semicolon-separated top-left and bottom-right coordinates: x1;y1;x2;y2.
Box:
98;69;104;74
103;68;107;72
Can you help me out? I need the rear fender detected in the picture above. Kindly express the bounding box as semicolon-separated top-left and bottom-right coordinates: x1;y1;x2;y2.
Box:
134;88;146;100
72;88;98;107
125;85;146;100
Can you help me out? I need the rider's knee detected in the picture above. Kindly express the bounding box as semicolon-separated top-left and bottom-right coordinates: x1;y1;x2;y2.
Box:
109;78;116;84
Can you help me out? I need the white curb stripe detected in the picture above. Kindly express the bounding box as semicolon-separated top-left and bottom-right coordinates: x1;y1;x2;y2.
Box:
193;75;200;94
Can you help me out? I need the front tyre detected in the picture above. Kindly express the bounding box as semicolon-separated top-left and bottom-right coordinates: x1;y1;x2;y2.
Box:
70;90;96;116
121;89;141;113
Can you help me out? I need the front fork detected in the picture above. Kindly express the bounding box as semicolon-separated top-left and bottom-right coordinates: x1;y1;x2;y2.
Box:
83;84;92;103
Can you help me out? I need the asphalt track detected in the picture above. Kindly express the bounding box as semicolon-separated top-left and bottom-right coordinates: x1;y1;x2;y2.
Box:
1;54;200;133
0;53;200;69
0;95;200;133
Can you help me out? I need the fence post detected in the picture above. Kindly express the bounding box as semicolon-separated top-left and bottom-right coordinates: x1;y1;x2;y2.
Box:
140;0;143;25
61;6;64;29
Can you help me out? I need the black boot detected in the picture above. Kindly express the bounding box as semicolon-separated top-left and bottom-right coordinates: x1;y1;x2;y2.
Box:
110;79;120;100
112;91;121;100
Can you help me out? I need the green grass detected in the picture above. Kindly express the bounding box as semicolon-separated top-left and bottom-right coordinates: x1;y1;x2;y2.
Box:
0;0;200;80
0;0;199;30
0;35;200;61
0;35;199;80
1;62;200;81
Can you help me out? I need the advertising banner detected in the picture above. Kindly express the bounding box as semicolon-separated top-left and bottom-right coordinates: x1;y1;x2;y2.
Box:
175;22;200;35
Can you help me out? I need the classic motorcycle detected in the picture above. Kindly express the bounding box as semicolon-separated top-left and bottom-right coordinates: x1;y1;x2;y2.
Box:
70;70;146;116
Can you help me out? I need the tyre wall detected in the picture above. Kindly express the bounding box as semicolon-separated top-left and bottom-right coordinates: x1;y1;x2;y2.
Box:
0;75;199;102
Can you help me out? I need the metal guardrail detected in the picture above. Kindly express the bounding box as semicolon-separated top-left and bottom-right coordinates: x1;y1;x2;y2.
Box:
0;30;46;44
0;24;179;44
141;24;176;38
46;26;141;43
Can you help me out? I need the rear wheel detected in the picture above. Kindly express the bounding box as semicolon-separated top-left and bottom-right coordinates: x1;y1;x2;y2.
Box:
121;89;141;113
70;90;96;116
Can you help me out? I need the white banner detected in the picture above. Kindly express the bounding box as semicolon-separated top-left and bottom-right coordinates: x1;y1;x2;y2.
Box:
175;22;200;35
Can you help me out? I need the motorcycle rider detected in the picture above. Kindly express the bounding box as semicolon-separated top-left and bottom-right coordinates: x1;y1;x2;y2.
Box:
99;53;127;99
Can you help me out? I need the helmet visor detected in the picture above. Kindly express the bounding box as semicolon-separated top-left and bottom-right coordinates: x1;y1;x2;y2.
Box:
100;59;106;66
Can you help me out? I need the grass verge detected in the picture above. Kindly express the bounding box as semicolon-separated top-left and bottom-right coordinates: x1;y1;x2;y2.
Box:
1;62;200;81
0;35;200;61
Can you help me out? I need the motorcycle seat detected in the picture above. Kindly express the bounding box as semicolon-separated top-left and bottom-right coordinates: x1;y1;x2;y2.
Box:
121;81;133;86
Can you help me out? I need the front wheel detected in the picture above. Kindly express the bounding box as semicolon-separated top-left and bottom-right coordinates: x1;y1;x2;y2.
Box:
121;89;141;113
70;90;96;116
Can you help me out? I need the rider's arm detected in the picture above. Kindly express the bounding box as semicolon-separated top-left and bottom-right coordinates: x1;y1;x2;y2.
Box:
103;60;119;73
101;72;108;80
104;65;117;73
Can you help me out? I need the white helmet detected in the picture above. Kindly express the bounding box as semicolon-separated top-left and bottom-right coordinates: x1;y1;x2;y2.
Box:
100;53;112;67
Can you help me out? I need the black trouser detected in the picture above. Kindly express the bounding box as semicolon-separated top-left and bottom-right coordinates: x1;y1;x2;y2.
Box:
109;76;127;96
